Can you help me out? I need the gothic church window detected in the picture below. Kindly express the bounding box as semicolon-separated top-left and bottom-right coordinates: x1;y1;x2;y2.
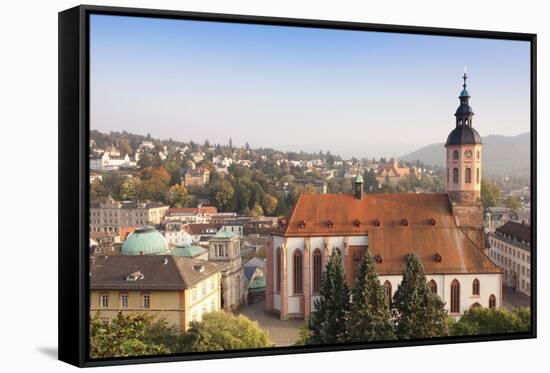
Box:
472;278;480;295
384;281;392;307
428;279;438;294
453;168;459;184
313;249;322;294
451;279;460;313
293;250;303;294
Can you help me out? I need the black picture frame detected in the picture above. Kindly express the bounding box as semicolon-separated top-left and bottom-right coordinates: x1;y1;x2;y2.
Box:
58;4;537;368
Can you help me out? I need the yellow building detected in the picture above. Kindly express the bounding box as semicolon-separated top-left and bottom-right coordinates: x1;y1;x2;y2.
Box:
90;255;226;331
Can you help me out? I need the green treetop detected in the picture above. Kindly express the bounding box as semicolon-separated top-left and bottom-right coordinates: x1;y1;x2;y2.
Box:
307;249;350;345
392;253;448;339
348;251;396;342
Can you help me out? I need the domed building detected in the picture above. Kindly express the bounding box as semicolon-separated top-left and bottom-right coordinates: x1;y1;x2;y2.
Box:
121;226;169;255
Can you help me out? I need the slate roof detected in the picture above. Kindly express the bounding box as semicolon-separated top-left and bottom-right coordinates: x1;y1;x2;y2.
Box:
90;255;226;290
445;125;482;146
495;221;531;245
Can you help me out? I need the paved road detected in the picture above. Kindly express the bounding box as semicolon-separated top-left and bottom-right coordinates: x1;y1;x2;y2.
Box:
503;285;531;310
238;301;304;347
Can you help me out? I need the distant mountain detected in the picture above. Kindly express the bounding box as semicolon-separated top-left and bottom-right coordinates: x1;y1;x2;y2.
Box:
401;132;531;177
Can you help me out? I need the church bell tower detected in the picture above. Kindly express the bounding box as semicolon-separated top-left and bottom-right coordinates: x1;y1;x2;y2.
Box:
445;71;483;205
445;71;485;249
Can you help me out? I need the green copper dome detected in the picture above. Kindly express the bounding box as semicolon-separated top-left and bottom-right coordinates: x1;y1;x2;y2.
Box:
171;244;207;258
121;226;169;255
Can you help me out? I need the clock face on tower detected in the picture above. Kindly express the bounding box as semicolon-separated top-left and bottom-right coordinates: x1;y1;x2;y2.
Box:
465;150;472;159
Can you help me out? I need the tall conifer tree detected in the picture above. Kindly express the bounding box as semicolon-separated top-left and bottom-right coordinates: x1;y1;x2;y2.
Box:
307;249;350;345
392;253;449;339
348;251;395;342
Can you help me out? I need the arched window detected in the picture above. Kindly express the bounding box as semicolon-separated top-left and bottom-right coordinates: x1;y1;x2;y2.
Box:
476;168;480;184
313;249;322;294
450;279;460;313
465;168;472;183
472;278;480;295
489;294;496;309
453;168;459;184
470;302;481;309
293;250;303;294
453;151;459;160
275;247;281;292
476;150;480;160
428;280;438;294
384;281;392;307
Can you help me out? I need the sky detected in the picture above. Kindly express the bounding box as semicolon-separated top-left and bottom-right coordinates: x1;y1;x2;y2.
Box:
90;14;531;159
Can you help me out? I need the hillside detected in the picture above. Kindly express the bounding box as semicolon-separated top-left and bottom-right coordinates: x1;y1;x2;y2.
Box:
401;132;531;177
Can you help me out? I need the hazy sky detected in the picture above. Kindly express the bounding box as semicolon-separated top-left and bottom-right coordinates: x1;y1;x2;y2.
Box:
90;14;530;159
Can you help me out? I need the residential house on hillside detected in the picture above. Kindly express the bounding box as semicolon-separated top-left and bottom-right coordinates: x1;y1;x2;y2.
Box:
183;167;210;187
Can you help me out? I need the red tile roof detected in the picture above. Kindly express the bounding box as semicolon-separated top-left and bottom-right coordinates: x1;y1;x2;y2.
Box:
276;193;500;275
167;206;218;215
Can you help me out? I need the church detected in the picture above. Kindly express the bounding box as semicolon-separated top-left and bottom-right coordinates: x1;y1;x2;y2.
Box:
265;73;502;320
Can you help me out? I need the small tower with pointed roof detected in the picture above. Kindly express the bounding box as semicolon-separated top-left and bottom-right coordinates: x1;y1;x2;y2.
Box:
445;71;483;205
354;173;364;199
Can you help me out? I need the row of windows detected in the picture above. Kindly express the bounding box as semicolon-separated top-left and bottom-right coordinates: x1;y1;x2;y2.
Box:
90;227;119;233
191;300;217;322
450;149;480;161
190;278;217;303
276;248;496;312
448;167;480;184
490;238;530;263
99;293;150;309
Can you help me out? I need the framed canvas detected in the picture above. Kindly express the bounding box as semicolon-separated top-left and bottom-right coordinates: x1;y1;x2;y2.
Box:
58;4;537;367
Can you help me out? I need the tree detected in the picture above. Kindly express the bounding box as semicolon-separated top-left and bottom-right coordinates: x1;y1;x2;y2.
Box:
184;311;270;351
392;253;448;339
168;184;192;207
505;196;521;212
245;203;264;218
212;180;235;211
120;177;141;200
481;179;501;208
101;173;127;200
449;307;530;336
118;138;133;156
262;194;278;216
90;312;172;358
307;249;350;345
137;178;169;202
348;252;395;342
363;169;378;193
141;166;171;185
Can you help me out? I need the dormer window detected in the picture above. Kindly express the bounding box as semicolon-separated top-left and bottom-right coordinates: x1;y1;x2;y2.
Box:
401;219;409;227
298;220;306;229
353;219;361;227
430;218;437;226
126;271;144;281
374;219;381;227
434;253;443;263
374;254;384;264
327;220;334;228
